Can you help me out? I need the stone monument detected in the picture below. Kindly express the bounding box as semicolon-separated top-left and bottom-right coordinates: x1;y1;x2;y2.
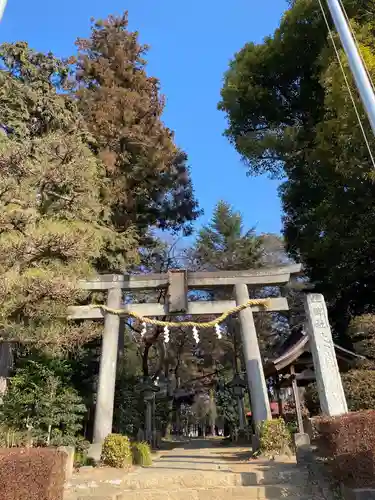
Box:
304;293;348;416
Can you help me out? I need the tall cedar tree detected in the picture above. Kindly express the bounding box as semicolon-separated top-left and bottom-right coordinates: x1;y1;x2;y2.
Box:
219;0;375;337
74;13;200;270
194;200;263;271
0;42;138;346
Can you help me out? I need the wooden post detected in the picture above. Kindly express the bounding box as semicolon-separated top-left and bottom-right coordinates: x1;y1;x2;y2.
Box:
93;288;122;444
0;342;12;400
290;365;304;434
275;375;283;417
234;284;271;430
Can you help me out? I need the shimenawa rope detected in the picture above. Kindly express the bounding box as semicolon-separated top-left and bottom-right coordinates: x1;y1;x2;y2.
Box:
88;298;270;328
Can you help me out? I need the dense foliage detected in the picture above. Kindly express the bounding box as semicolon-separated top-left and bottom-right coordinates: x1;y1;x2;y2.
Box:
132;441;153;466
0;11;201;443
0;355;86;447
4;1;374;448
0;42;139;347
193;200;263;271
219;0;375;337
259;418;292;457
100;433;132;468
305;369;375;415
315;411;375;488
75;13;200;262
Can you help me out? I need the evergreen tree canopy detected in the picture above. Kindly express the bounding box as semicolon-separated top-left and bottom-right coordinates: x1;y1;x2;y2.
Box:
219;0;375;335
75;13;200;248
0;356;86;446
194;201;263;271
0;42;77;139
0;42;138;346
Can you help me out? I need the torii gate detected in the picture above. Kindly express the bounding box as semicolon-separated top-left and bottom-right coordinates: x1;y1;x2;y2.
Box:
69;264;347;444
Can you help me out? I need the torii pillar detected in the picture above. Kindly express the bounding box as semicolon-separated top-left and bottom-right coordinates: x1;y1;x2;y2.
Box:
234;284;271;431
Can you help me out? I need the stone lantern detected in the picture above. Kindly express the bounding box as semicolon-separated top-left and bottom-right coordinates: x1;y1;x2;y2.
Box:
136;377;160;444
228;374;247;431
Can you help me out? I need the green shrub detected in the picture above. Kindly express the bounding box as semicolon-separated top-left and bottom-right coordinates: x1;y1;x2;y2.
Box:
101;434;132;468
286;421;298;435
132;441;152;467
341;370;375;411
0;359;87;448
48;429;90;452
305;370;375;416
74;451;96;468
259;418;292;457
304;383;320;416
0;426;30;448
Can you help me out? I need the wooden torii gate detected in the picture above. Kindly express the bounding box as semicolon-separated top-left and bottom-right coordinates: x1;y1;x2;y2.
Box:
69;264;318;444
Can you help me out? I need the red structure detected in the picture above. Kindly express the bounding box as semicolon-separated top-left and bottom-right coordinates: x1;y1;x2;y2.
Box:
246;401;281;419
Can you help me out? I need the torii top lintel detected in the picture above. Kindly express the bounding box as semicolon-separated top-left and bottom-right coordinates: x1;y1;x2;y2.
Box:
78;264;302;292
69;265;302;319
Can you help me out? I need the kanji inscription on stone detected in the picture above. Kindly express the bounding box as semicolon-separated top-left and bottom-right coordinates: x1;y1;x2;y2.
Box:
304;294;348;417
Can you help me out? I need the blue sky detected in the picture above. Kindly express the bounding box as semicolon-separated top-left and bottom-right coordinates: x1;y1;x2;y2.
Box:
0;0;287;235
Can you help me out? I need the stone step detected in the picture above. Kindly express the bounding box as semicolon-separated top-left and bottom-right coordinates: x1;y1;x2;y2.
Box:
65;467;309;500
66;484;304;500
104;467;308;490
120;485;304;500
235;465;309;486
118;471;241;490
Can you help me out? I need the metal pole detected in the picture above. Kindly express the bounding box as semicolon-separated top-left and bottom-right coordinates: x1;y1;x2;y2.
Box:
325;0;375;135
0;0;7;22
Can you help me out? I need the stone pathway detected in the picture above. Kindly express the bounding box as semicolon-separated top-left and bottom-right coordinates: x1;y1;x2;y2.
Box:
64;439;315;500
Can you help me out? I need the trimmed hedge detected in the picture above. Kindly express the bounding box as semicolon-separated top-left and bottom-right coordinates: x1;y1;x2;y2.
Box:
101;433;132;468
315;410;375;487
259;418;292;457
0;448;66;500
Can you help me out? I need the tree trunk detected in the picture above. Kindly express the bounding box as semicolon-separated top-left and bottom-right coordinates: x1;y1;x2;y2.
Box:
175;401;182;435
0;343;13;401
164;399;174;438
47;424;52;446
208;388;217;436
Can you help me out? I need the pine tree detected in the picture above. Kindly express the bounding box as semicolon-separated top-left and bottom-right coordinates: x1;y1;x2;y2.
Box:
0;42;138;346
0;41;77;139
